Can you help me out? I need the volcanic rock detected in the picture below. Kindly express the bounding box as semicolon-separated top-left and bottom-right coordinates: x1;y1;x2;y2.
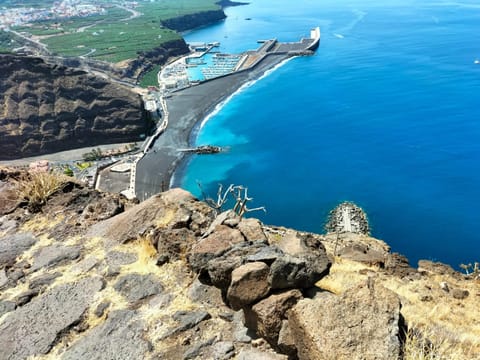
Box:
61;309;152;360
289;279;403;360
0;276;103;359
0;232;37;267
0;54;149;160
244;289;303;346
227;262;271;310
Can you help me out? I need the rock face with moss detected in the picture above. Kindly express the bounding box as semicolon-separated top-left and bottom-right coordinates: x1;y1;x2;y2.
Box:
0;54;149;160
0;168;479;359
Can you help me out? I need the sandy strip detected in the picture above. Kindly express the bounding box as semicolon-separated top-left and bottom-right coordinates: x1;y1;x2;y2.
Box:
134;54;289;201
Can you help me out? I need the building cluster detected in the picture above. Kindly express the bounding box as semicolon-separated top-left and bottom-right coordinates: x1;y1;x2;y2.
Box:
0;0;105;29
160;62;190;91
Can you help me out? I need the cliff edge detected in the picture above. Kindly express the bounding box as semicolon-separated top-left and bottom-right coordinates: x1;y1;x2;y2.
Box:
0;168;478;359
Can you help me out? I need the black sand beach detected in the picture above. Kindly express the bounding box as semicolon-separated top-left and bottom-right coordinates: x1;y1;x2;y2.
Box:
135;54;288;201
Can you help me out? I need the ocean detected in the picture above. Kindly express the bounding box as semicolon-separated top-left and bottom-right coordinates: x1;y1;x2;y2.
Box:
179;0;480;269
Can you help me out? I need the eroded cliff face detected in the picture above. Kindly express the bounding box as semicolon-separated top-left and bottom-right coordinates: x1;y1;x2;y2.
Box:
0;54;149;160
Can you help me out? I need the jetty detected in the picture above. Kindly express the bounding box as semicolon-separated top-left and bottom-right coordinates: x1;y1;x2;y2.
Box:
178;145;223;154
325;202;370;235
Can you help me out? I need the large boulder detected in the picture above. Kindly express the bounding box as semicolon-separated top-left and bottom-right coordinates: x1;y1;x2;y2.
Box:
269;253;330;290
337;244;386;267
87;188;215;244
206;242;279;291
189;225;245;273
227;262;270;310
237;217;268;242
244;289;303;346
289;279;403;360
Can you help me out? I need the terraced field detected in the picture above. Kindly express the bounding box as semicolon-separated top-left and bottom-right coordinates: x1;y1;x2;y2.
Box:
8;0;221;62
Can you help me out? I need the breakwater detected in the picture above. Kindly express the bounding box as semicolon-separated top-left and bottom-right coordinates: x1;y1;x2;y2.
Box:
325;202;370;235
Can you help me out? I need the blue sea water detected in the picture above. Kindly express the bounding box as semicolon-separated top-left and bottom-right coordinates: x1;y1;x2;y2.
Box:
180;0;480;268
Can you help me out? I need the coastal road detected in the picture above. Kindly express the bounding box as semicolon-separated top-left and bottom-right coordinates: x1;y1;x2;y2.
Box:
6;29;51;55
135;54;287;200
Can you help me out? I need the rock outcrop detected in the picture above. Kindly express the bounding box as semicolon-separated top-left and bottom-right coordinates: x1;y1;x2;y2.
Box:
0;54;149;160
289;280;403;360
0;276;104;359
123;39;190;81
0;168;479;359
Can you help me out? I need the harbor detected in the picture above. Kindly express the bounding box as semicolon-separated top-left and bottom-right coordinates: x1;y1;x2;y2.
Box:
99;28;321;200
158;27;320;93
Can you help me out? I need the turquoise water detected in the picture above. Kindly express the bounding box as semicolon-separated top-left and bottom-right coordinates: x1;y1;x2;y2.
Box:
186;51;243;81
180;0;480;268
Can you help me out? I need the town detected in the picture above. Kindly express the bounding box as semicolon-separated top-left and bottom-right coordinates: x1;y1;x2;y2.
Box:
0;1;139;29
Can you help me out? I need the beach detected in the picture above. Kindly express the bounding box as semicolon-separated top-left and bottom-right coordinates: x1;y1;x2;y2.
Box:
135;53;288;201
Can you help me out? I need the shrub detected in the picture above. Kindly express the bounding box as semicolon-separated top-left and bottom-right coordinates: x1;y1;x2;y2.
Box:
14;171;69;211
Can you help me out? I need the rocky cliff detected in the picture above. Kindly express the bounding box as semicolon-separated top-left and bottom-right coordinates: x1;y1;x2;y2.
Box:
161;10;227;32
0;55;149;160
124;39;190;81
0;168;478;360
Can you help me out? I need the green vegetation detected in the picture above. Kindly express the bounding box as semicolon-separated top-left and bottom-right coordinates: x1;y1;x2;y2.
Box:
63;165;74;177
82;148;103;161
76;162;92;170
139;65;161;88
0;31;21;53
7;0;221;63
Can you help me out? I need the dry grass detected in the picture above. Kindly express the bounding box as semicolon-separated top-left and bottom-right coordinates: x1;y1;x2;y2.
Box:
20;213;65;233
155;208;176;228
315;256;377;294
13;171;69;210
317;257;480;359
403;325;479;360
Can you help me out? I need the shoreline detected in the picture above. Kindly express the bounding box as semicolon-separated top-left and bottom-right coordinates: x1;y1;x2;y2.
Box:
171;55;296;189
135;53;295;200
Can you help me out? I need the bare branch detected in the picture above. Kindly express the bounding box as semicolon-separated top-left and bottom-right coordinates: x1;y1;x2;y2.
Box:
198;182;266;218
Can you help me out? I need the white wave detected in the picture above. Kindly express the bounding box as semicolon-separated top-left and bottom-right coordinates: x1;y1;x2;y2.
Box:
169;170;177;188
334;33;345;39
334;9;367;35
197;57;295;132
